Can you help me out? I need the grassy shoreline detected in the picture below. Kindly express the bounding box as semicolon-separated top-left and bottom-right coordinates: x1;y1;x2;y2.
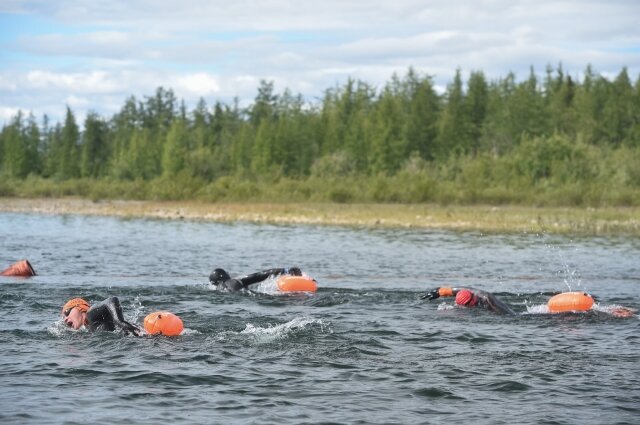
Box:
2;197;640;235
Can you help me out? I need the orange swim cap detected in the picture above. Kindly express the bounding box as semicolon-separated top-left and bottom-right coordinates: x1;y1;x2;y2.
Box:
455;290;477;306
62;298;91;316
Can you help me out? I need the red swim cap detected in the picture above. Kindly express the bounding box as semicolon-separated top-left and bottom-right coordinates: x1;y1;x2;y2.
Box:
455;290;477;306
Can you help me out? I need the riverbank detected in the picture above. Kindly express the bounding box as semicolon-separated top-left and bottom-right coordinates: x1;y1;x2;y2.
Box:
2;197;640;235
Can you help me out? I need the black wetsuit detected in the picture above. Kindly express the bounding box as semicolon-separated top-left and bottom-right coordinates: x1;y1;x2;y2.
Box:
462;287;516;315
210;267;302;291
421;286;516;315
86;297;142;335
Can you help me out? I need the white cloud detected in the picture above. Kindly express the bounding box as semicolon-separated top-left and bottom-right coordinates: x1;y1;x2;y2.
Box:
0;106;22;122
24;70;121;93
173;73;221;96
1;0;639;124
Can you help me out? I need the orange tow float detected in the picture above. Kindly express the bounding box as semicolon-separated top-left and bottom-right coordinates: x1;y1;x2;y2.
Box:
547;292;594;313
144;311;184;336
1;260;36;277
276;275;318;292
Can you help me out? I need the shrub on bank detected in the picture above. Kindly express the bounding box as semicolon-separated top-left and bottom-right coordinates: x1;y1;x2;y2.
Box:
2;137;639;207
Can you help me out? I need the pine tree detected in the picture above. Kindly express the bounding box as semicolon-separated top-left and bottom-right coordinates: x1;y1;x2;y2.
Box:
81;112;109;178
162;118;189;176
58;107;80;179
370;86;406;174
110;96;141;179
1;112;30;178
601;67;634;145
509;68;547;140
251;119;276;175
404;74;440;161
626;74;640;147
466;71;489;154
573;65;598;143
43;123;62;178
230;124;255;176
251;80;277;127
318;89;342;156
437;69;470;158
143;87;176;133
123;128;160;179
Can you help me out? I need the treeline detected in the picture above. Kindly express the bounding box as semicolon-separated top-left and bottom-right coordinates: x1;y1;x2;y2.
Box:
1;65;639;206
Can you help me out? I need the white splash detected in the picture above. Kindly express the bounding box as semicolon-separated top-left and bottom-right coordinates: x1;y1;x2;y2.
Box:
524;304;550;314
47;319;89;336
436;302;455;311
592;304;638;318
545;242;586;292
239;317;329;343
128;296;144;322
251;276;280;294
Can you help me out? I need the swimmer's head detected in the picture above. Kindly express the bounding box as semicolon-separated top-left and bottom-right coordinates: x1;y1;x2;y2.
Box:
288;267;302;276
209;268;231;286
455;290;478;307
61;298;90;329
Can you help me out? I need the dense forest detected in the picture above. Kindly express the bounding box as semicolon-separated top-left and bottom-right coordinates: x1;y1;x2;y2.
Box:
1;65;639;206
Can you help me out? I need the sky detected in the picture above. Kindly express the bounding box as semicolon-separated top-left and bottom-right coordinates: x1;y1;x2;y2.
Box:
1;0;639;125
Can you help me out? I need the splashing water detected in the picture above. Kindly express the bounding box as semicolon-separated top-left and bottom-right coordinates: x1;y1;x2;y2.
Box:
240;317;330;343
544;242;586;292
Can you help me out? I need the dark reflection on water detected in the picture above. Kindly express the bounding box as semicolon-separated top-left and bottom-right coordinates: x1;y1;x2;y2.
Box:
1;212;639;424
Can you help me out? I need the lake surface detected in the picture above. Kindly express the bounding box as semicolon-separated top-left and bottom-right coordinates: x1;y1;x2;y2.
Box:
1;212;639;424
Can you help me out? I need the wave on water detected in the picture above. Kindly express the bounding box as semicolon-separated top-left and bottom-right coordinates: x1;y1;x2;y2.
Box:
238;317;331;343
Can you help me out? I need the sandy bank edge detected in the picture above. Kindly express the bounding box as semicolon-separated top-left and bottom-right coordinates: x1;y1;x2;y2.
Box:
1;197;639;235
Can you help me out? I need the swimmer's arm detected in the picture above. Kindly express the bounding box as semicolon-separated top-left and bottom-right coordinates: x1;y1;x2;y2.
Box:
103;297;143;336
86;302;115;332
420;287;460;300
482;294;516;315
239;268;290;286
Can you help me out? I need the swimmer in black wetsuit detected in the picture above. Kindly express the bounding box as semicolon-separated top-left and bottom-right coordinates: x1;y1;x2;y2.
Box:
209;267;303;291
61;297;142;336
420;286;515;315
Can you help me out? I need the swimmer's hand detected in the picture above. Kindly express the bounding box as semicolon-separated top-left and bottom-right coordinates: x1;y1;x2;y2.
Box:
420;289;440;300
121;320;143;337
288;267;302;276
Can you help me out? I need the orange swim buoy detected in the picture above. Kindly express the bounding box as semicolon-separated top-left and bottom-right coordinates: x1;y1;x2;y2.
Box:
1;260;36;277
547;292;594;313
144;311;184;336
276;276;318;292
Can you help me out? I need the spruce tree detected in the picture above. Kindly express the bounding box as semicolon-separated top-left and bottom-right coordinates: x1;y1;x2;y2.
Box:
58;107;80;179
437;69;470;158
81;112;109;178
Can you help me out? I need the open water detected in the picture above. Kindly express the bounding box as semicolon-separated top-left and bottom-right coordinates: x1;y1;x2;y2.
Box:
1;212;639;424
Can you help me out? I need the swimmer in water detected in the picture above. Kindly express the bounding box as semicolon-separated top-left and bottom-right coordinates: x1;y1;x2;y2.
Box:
61;297;142;336
209;267;303;291
1;259;36;276
420;286;515;315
